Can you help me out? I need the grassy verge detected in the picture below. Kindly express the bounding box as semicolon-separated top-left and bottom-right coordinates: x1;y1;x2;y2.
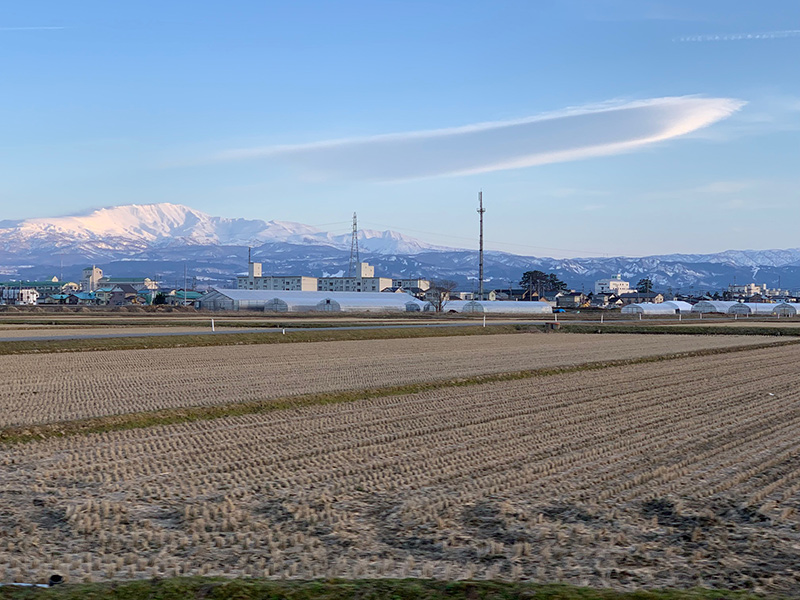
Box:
0;577;774;600
0;325;534;356
3;338;796;446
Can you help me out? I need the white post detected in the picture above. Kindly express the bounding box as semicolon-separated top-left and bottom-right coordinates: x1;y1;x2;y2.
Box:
282;328;286;335
639;313;642;321
699;312;702;320
601;314;604;324
211;318;215;332
483;315;486;328
679;313;682;321
554;312;558;323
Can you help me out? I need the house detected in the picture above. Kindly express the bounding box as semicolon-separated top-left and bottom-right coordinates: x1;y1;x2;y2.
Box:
72;292;97;305
556;291;588;308
96;284;140;306
41;294;79;305
94;287;115;306
589;292;622;309
493;288;531;301
98;276;159;291
391;278;431;292
619;292;664;305
451;291;475;301
166;290;204;306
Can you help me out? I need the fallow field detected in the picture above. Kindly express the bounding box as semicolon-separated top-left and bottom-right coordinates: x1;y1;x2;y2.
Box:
0;332;784;428
3;339;800;595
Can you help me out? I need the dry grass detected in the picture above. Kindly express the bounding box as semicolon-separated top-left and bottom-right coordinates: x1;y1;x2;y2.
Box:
3;344;800;594
0;333;785;428
0;326;243;339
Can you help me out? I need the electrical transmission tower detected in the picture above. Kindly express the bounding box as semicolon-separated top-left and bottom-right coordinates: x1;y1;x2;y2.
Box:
477;191;485;301
348;212;360;277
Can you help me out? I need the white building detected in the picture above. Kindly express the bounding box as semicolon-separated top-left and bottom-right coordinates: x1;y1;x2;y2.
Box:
237;262;317;291
728;283;764;297
317;262;393;293
594;274;630;295
1;288;40;305
392;277;431;292
237;261;395;293
81;266;103;292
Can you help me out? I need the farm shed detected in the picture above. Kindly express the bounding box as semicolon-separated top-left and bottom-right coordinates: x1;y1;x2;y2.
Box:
621;301;692;315
433;300;552;314
197;289;425;313
728;302;779;316
691;301;738;314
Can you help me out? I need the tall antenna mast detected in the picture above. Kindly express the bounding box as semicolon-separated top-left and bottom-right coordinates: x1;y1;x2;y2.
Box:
348;212;360;277
477;191;485;301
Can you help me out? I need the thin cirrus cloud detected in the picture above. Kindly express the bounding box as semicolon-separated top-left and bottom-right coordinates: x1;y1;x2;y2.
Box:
0;26;66;31
677;30;800;42
210;96;744;182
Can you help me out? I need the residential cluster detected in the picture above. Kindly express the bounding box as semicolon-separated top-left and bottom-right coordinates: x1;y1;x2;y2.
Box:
0;266;201;307
2;262;799;315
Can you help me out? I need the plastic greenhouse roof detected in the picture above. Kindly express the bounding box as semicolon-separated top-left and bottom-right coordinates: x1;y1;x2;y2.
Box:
442;300;552;314
205;289;425;308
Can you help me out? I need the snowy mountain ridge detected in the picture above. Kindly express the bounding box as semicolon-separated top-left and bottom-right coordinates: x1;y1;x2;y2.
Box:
0;203;445;255
2;203;800;291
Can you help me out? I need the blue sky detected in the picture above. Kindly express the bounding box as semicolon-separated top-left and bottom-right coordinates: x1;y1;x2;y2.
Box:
1;0;798;257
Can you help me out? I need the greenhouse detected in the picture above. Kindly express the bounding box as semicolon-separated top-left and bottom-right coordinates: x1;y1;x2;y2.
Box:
690;301;738;314
621;301;693;315
198;289;426;313
461;300;553;315
432;300;552;314
773;302;800;317
728;302;781;316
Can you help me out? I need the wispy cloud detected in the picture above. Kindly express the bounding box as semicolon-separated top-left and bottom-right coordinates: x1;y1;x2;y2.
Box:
0;26;66;31
205;97;744;182
676;30;800;42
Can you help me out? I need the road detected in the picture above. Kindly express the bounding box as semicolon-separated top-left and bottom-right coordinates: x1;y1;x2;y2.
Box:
0;316;759;342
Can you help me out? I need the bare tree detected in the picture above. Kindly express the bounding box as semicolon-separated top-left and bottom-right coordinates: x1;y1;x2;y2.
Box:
428;279;458;312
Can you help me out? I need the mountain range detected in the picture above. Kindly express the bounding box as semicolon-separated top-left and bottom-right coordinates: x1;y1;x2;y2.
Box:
1;203;799;293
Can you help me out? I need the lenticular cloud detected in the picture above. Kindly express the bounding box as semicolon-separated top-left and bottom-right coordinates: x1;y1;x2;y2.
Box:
214;96;744;181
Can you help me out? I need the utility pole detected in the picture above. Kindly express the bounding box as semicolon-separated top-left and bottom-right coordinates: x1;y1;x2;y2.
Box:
477;192;485;302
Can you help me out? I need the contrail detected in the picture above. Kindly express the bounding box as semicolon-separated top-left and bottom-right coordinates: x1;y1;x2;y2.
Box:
677;30;800;42
0;26;66;31
207;96;745;182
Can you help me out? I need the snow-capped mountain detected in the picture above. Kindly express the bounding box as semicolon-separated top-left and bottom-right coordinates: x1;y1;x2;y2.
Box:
0;203;444;257
2;202;800;292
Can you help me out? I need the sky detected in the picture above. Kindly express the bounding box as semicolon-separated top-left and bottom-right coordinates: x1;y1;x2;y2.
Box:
1;0;798;258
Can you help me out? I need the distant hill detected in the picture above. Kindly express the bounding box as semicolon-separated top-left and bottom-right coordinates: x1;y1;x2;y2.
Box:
2;203;799;293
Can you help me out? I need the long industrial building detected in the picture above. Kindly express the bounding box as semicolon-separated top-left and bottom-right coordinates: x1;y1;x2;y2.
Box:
236;261;429;294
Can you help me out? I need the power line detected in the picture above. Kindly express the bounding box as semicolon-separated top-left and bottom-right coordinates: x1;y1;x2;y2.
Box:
359;221;610;257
